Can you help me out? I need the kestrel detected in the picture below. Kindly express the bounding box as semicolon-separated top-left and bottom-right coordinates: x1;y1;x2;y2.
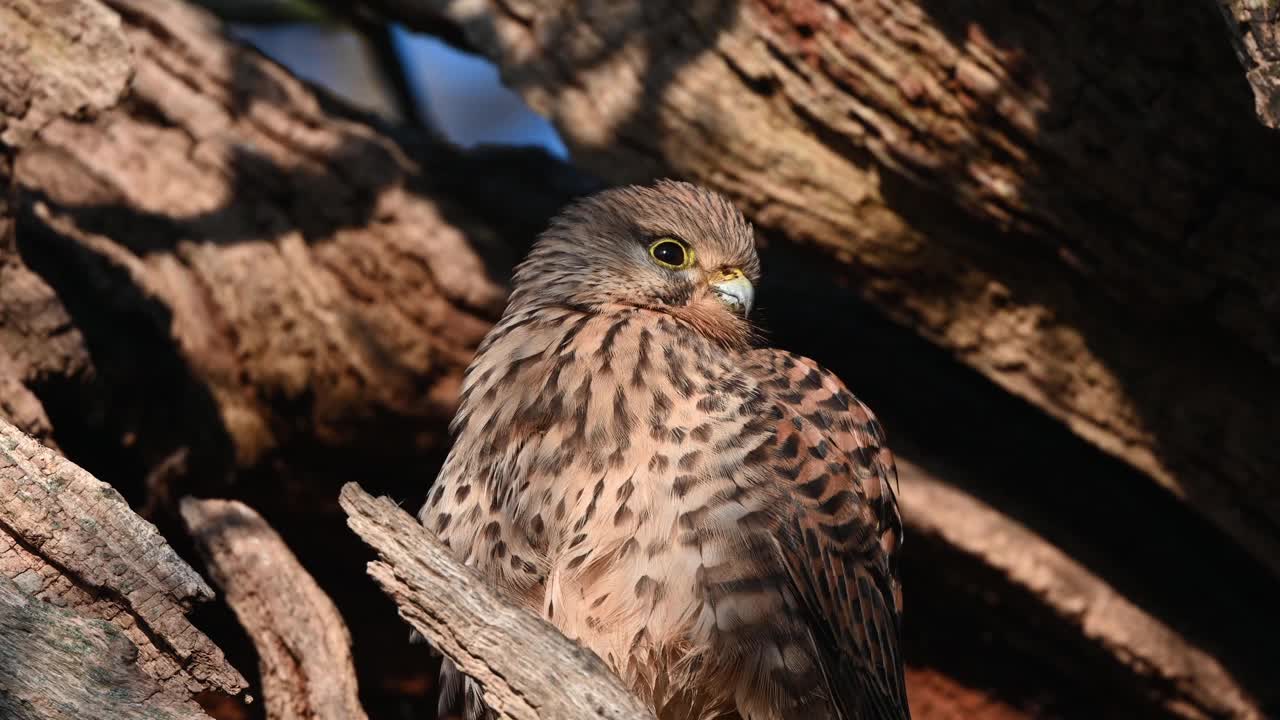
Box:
420;181;909;720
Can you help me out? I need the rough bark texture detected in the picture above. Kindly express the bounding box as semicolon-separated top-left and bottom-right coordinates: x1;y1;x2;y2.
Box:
0;574;212;720
0;418;246;706
12;0;587;492
181;498;368;720
394;0;1280;581
19;0;498;473
0;0;133;147
0;0;132;442
0;245;89;445
1215;0;1280;127
340;483;656;720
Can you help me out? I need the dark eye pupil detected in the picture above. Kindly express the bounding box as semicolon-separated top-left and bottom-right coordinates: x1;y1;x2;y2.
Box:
654;241;685;266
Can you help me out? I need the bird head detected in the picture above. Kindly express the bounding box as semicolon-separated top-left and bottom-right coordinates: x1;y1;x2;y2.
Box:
510;180;761;348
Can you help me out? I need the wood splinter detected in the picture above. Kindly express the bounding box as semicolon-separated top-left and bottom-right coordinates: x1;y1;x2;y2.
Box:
338;482;655;720
181;497;370;720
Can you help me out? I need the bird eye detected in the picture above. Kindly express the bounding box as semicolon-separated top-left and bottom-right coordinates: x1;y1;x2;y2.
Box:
648;238;694;270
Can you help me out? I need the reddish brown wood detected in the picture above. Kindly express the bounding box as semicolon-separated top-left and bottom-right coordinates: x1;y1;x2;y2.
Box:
0;417;247;716
182;498;368;720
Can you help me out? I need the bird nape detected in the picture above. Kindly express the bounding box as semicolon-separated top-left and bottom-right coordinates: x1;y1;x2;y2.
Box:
419;179;910;720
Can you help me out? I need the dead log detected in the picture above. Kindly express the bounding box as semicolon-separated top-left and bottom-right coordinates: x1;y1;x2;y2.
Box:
0;574;212;720
181;497;368;720
387;0;1280;582
0;417;246;715
1214;0;1280;127
339;482;655;720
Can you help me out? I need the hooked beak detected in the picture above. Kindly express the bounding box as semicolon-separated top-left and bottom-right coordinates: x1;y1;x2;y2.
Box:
710;268;754;317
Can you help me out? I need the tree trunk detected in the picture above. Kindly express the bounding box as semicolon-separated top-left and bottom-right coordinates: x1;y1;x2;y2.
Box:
10;0;590;496
1;0;1276;718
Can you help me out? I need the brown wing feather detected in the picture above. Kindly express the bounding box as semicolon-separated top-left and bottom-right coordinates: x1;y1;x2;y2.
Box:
744;348;909;720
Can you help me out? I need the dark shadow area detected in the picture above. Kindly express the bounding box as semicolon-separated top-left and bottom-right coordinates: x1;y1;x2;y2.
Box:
890;0;1280;598
15;196;238;502
900;530;1170;720
759;243;1280;715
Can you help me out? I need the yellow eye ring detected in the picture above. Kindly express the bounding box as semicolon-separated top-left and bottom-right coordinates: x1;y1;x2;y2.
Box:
648;237;695;270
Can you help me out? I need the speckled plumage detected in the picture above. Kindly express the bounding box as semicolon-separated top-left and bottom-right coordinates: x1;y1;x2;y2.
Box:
420;181;908;720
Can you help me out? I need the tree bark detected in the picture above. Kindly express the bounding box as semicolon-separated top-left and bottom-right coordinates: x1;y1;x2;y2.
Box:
0;417;246;715
181;498;368;720
1214;0;1280;127
386;0;1280;583
0;574;212;720
0;0;133;148
0;0;132;442
11;0;590;493
339;482;656;720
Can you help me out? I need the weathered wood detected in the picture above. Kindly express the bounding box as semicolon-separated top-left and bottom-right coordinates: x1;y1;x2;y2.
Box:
181;497;368;720
0;337;51;441
0;0;132;439
0;0;133;148
12;0;586;490
0;241;89;444
339;482;656;720
1214;0;1280;127
0;574;212;720
0;417;246;704
897;457;1264;720
389;0;1280;580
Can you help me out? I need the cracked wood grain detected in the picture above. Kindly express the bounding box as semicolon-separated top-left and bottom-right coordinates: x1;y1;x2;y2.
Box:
1214;0;1280;127
339;482;655;720
0;0;133;148
181;498;368;720
0;573;212;720
0;417;246;703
